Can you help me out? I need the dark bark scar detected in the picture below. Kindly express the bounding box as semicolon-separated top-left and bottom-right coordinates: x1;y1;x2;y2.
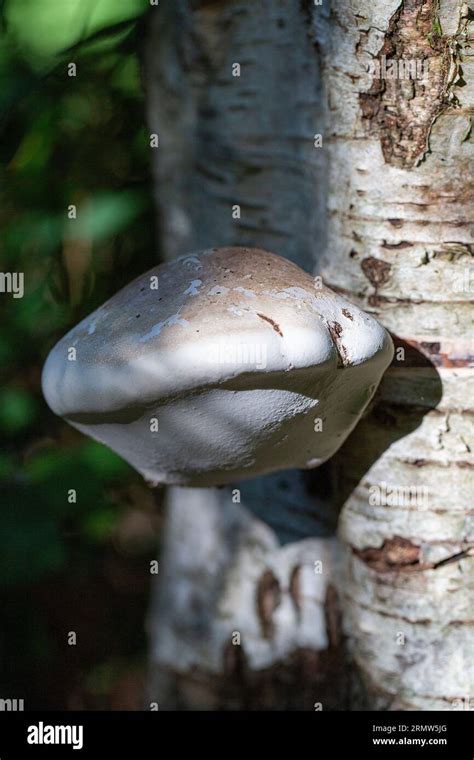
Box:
355;536;421;572
256;570;281;640
361;257;392;287
355;537;474;573
359;0;452;168
324;584;342;649
289;565;302;618
361;257;392;306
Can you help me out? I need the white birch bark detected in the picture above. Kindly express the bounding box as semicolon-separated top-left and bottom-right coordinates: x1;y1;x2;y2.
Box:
316;0;474;709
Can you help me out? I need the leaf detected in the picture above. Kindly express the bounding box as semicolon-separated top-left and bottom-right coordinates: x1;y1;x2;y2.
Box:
71;191;145;242
4;0;148;63
0;388;37;432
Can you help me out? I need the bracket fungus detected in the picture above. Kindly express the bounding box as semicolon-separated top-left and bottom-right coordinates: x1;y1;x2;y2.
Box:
42;247;393;487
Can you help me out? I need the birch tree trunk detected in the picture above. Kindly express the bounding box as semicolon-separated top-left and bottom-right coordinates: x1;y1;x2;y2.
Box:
144;0;349;710
144;0;473;710
316;0;474;709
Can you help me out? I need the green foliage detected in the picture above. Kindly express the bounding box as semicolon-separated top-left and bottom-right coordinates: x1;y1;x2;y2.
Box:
0;0;155;591
73;191;146;241
0;388;37;432
0;0;156;708
4;0;149;65
0;441;133;587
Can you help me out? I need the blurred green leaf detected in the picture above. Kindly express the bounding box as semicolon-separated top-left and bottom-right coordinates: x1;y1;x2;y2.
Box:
3;213;63;253
4;0;149;64
80;441;130;478
72;191;145;242
111;55;140;95
0;0;153;602
23;448;69;482
82;506;117;542
11;114;55;172
0;388;37;432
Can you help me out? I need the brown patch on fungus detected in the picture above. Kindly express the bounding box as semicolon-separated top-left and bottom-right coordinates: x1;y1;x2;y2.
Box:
256;313;283;337
342;308;354;321
327;320;350;367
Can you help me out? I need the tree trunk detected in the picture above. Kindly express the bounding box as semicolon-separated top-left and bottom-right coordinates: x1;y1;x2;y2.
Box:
144;0;473;710
144;0;350;710
317;0;474;709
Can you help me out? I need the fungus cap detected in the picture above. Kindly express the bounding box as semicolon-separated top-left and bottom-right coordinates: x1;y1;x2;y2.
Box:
42;247;393;486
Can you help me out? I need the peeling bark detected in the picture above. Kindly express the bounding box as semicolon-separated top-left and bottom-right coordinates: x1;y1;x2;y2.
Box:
359;0;452;168
316;0;474;709
355;536;422;572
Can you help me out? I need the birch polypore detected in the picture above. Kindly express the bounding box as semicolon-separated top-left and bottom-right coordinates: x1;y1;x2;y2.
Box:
42;247;392;487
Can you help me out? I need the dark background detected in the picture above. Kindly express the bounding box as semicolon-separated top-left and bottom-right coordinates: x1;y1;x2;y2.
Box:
0;0;160;709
